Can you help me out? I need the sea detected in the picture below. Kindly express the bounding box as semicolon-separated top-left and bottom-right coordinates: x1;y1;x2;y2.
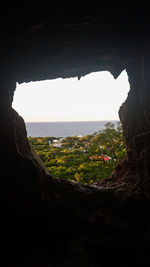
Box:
25;120;118;138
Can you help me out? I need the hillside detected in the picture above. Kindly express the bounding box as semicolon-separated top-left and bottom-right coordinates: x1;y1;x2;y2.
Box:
29;122;126;184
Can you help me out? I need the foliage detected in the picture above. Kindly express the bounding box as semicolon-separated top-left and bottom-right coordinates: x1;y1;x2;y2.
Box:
28;121;126;185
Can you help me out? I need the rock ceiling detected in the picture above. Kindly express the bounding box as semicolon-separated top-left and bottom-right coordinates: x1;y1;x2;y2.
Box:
1;5;149;82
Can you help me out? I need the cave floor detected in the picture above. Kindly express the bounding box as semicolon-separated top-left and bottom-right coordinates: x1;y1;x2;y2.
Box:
21;172;150;266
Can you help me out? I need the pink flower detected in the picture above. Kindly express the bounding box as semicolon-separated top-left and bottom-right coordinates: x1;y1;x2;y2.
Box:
104;157;109;161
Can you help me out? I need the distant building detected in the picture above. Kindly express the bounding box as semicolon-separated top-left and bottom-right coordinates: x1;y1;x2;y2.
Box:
77;135;83;138
52;139;62;147
53;143;62;148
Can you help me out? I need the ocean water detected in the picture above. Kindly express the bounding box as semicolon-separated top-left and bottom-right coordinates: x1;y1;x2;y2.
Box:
25;121;118;137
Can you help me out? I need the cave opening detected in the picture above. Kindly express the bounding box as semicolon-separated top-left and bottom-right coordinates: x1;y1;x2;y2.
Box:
12;70;129;184
13;70;129;124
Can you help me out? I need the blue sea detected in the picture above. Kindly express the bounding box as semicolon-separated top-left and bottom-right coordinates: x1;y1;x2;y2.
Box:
25;121;118;137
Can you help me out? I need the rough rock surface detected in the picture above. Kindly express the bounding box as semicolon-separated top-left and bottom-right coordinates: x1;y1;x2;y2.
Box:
0;4;150;266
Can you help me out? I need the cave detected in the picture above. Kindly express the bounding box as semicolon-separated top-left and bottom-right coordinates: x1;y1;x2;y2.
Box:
1;5;150;266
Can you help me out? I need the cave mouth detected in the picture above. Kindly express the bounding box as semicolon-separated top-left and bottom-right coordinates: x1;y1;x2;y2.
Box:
12;70;129;185
13;70;129;124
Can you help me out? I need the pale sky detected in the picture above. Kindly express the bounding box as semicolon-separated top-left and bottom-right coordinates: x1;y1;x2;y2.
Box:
12;70;129;122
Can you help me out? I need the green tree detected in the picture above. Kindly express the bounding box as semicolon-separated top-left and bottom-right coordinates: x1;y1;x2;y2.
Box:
88;122;126;162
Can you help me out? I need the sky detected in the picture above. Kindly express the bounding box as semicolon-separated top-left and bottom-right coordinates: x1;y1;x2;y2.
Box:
12;70;130;122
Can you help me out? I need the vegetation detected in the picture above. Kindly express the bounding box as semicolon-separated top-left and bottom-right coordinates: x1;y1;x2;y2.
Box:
29;122;126;185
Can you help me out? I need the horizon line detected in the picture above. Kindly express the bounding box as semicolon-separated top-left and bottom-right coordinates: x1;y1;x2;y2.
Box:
25;119;119;123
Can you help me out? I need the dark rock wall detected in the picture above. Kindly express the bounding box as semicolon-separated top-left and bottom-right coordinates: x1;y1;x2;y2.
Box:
118;51;150;188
